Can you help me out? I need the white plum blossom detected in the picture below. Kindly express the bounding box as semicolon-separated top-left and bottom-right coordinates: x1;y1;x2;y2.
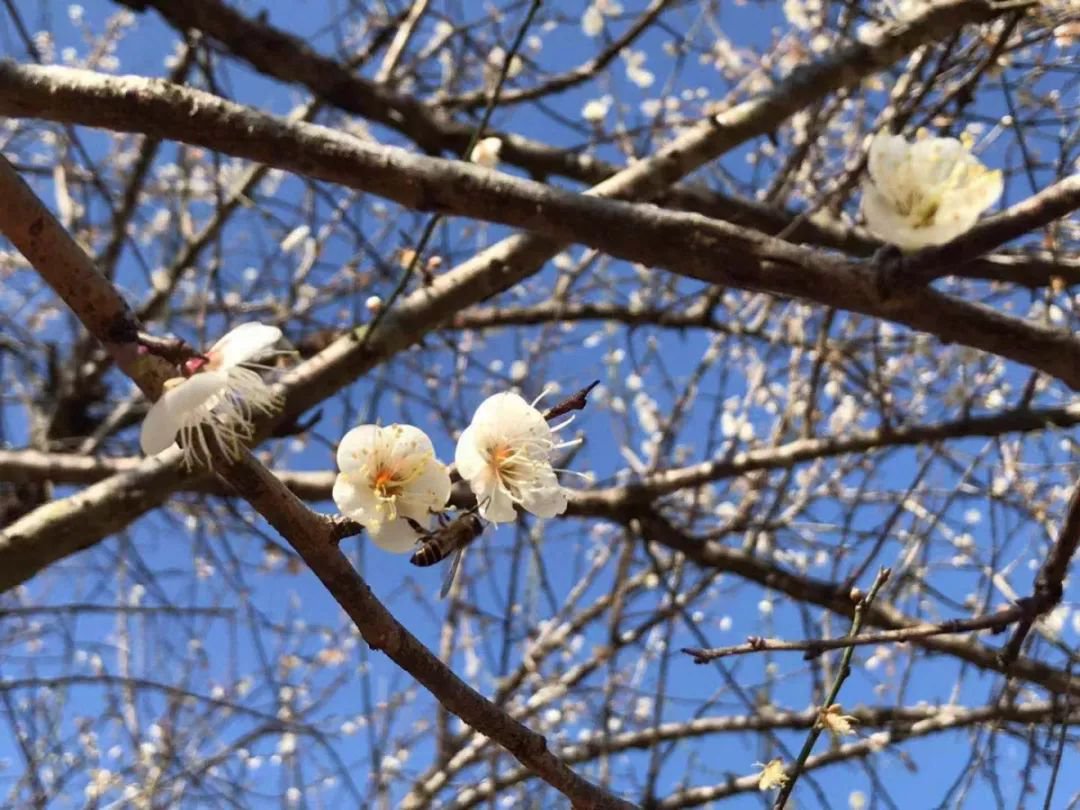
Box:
455;391;576;523
861;131;1003;251
582;96;612;123
470;136;503;169
820;704;859;738
484;47;523;85
582;0;623;37
754;758;789;791
333;424;451;552
140;322;284;468
623;50;654;88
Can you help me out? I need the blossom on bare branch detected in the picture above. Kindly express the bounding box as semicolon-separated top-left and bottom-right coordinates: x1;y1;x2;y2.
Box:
333;424;451;552
139;322;284;468
861;131;1003;251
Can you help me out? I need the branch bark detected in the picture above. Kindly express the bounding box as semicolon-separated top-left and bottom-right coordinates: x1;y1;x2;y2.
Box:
0;150;637;810
3;63;1078;389
632;511;1080;696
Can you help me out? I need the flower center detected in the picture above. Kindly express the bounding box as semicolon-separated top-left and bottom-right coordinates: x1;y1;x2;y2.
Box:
486;441;551;496
364;456;429;523
372;467;402;499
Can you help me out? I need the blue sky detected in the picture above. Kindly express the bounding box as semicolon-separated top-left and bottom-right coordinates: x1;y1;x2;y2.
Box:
1;1;1078;807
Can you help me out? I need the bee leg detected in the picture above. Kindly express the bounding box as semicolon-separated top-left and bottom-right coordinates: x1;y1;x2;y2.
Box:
403;516;428;537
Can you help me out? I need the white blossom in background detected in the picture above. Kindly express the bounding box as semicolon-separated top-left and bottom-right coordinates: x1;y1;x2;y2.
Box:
623;50;655;88
582;96;612;123
783;0;823;30
754;758;789;791
820;704;859;738
861;131;1003;251
470;136;503;169
140;322;284;468
333;424;451;552
276;732;297;757
582;0;623;37
484;47;524;86
455;391;577;523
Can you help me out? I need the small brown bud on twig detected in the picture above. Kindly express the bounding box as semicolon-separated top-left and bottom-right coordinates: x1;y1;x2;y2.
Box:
543;380;600;422
137;332;204;368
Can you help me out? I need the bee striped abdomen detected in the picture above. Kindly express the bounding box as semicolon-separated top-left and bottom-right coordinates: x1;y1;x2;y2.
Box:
410;542;445;567
409;513;484;567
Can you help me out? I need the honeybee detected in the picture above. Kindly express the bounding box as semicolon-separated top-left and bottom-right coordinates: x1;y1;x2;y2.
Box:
407;511;485;598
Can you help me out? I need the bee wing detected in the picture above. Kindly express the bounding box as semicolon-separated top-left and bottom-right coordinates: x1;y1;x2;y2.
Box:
439;547;465;600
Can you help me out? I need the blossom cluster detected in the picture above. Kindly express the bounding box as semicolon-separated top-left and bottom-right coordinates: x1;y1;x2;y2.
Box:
332;390;577;551
141;346;577;552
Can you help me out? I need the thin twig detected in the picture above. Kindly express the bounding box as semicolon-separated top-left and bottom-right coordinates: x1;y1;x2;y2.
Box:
1043;662;1073;810
999;475;1080;666
773;567;891;809
359;0;544;351
374;0;431;84
683;604;1020;663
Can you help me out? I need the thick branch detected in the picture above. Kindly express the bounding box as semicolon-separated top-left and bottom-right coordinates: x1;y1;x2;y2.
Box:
0;150;636;810
220;454;636;810
3;64;1078;389
6;401;1080;508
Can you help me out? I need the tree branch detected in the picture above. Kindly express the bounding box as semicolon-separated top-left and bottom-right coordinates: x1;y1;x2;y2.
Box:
631;512;1080;696
683;604;1023;664
3;64;1078;390
999;473;1080;666
6;400;1080;509
0;146;637;810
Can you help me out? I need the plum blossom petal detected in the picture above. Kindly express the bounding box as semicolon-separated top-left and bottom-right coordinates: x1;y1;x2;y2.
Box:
333;423;451;552
371;515;425;553
581;0;623;37
139;323;284;468
208;322;283;369
861;131;1002;252
518;468;567;518
470;137;503;169
454;391;575;524
140;372;229;456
